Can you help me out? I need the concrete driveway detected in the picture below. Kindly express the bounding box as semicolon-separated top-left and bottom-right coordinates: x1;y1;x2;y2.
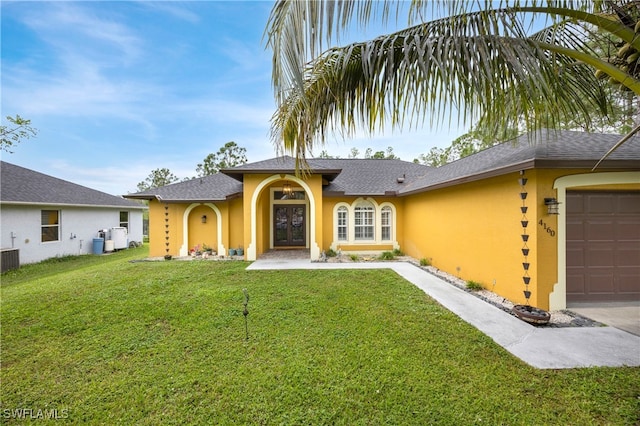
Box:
569;301;640;336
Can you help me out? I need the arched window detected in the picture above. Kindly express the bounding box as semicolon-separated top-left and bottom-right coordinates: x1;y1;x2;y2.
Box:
332;200;397;250
337;206;348;241
381;206;392;241
354;202;375;240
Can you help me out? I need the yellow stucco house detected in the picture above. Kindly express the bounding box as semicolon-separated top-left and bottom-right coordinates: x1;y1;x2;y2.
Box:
126;130;640;312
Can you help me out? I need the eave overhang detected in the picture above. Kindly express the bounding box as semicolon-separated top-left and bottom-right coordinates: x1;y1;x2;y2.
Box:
0;200;147;210
399;159;640;197
123;192;242;203
221;167;343;183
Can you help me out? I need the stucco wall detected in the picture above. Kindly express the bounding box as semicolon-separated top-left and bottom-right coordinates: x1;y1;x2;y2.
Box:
228;197;244;253
402;168;640;311
149;201;179;257
403;172;540;307
1;204;144;265
148;200;233;258
186;204;218;253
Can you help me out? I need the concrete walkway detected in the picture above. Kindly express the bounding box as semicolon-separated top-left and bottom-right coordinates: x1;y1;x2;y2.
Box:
247;259;640;369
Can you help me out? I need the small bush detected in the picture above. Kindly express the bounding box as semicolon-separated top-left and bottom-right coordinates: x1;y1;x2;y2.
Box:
393;248;405;256
326;249;337;257
419;258;431;267
466;280;484;291
379;251;395;260
349;254;360;261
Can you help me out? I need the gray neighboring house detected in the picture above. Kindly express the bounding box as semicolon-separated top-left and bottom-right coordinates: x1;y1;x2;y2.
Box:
1;161;146;268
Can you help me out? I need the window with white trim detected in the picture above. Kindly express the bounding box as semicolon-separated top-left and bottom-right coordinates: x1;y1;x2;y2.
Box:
337;206;348;241
119;211;129;230
354;202;375;240
41;210;60;242
332;200;397;248
381;206;392;241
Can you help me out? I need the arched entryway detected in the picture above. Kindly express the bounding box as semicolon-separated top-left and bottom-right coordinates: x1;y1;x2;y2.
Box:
179;203;225;256
246;174;320;261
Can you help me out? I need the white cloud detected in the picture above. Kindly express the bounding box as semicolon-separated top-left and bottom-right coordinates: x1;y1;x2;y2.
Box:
22;2;143;63
136;2;201;24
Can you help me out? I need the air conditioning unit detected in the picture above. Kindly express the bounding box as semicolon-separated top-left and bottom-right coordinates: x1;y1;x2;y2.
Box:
110;227;128;250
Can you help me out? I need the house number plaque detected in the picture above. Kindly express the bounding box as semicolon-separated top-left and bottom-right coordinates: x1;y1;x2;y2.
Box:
538;219;556;237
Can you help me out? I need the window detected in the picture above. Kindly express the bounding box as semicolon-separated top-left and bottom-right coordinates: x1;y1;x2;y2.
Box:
337;206;348;241
333;201;396;247
381;206;392;240
354;203;374;240
274;190;305;200
41;210;60;242
119;211;129;230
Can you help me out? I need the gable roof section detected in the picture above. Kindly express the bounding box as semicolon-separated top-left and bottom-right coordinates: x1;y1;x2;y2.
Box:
1;161;145;209
401;130;640;195
221;156;343;182
125;173;243;202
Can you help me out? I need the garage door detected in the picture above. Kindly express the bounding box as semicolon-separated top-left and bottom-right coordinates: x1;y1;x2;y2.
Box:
566;191;640;302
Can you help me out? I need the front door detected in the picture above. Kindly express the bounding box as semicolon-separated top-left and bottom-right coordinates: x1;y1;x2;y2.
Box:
274;205;306;246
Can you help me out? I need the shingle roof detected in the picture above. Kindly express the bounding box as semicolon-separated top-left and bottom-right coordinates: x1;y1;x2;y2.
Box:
221;156;343;182
401;130;640;194
125;173;243;202
310;158;430;195
124;130;640;202
223;156;432;195
1;161;145;208
127;157;424;200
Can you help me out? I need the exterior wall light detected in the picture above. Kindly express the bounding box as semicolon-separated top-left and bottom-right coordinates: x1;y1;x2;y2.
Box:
201;215;207;223
544;198;560;215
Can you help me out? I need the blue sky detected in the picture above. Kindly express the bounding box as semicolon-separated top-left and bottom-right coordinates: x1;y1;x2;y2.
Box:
2;1;466;196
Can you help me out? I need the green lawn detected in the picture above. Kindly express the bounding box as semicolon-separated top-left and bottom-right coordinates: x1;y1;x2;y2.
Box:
1;246;638;424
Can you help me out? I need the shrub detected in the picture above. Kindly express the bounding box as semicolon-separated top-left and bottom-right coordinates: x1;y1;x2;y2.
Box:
379;251;395;260
466;280;484;291
419;258;431;267
393;248;405;256
326;249;337;257
349;254;360;261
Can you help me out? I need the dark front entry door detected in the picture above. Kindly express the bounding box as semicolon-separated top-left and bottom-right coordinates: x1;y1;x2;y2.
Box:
274;205;306;246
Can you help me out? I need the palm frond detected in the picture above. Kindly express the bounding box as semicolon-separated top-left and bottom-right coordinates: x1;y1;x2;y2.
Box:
267;0;640;159
271;13;616;157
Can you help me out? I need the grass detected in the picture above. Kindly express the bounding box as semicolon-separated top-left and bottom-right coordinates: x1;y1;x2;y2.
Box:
466;280;484;291
2;246;639;424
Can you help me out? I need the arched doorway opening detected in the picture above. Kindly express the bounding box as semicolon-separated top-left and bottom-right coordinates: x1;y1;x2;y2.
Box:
247;174;320;261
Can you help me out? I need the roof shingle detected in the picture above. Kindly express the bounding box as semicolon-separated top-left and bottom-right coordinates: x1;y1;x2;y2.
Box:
126;173;243;202
125;130;640;202
401;130;640;194
1;161;144;208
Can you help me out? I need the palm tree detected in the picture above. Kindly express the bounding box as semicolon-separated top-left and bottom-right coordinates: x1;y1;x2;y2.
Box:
265;0;640;165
